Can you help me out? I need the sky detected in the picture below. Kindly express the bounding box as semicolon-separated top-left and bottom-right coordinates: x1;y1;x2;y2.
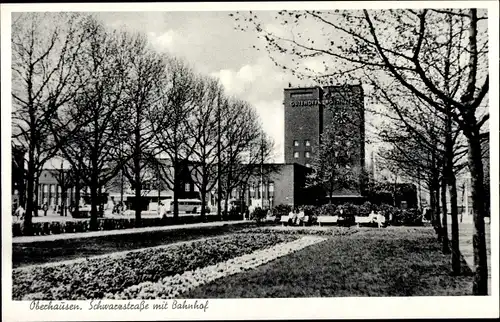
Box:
94;11;318;163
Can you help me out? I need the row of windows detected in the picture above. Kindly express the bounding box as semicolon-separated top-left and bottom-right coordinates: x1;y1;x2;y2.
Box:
294;151;311;158
294;140;311;147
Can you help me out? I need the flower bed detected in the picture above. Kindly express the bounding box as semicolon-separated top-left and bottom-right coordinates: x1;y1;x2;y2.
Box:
12;233;297;300
106;236;327;299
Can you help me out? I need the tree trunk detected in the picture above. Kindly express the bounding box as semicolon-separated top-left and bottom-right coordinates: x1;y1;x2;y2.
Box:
134;179;142;227
429;185;435;223
217;184;222;219
34;170;39;217
98;186;104;214
19;166;27;209
74;177;81;218
434;180;442;242
89;172;99;231
441;175;451;254
24;161;35;235
393;174;398;207
134;158;142;228
223;190;231;220
449;170;461;274
468;131;488;295
445;113;460;274
134;109;142;227
172;158;180;222
200;188;207;222
62;186;67;217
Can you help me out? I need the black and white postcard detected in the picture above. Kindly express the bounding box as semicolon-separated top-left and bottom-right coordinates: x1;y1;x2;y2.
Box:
1;1;499;321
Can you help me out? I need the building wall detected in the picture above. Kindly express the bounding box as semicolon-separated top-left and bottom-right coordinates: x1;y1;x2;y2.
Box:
38;169;68;209
244;163;314;208
271;164;295;207
322;85;365;196
284;87;322;166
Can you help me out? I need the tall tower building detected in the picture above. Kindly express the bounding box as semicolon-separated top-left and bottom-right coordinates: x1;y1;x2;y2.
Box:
283;84;365;197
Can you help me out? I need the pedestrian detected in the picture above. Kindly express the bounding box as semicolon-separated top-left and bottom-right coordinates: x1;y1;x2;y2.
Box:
266;208;273;221
298;207;306;225
158;202;164;218
14;204;25;222
121;202;127;216
42;202;49;217
289;207;298;225
247;204;255;221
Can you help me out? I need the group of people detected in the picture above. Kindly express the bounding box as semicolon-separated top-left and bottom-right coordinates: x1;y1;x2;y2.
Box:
111;201;127;215
287;207;307;226
13;201;54;221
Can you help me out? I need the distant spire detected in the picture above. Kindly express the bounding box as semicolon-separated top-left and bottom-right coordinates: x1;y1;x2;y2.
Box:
288;82;292;88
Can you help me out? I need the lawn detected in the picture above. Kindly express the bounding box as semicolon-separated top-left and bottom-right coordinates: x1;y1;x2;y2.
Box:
185;226;474;297
12;223;255;268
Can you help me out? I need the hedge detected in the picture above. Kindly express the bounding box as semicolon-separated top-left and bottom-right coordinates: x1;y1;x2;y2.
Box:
12;214;245;237
257;202;423;227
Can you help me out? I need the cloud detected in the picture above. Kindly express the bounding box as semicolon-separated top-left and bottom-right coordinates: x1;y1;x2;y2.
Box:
147;30;177;53
253;100;285;163
210;59;291;163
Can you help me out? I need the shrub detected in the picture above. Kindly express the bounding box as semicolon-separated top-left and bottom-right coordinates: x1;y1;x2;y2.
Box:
396;208;423;226
64;221;75;234
336;203;356;227
273;204;292;218
50;222;62;235
13;223;22;237
250;207;267;222
317;204;337;216
302;205;318;224
12;213;251;237
378;204;399;223
358;201;374;217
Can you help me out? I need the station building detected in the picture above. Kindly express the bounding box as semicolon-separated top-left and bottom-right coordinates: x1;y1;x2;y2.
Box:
283;84;366;201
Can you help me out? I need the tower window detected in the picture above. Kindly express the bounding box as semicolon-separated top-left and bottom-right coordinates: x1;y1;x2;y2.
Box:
294;152;299;158
305;152;311;158
305;140;311;147
293;140;299;147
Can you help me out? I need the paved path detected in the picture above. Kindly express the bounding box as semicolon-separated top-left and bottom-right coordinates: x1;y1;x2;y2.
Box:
447;219;491;293
12;220;248;244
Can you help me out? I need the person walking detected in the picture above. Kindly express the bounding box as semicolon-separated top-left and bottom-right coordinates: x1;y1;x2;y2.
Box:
14;204;25;222
159;201;167;219
42;201;49;217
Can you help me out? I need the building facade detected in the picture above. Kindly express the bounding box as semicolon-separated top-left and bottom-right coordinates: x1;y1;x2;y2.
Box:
284;84;365;198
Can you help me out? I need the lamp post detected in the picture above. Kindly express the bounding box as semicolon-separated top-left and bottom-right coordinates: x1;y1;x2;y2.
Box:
157;158;161;216
61;162;65;216
120;138;124;206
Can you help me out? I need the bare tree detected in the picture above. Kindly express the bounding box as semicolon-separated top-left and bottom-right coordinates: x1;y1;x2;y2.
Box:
151;57;199;222
11;13;90;233
218;98;262;216
118;32;166;227
187;77;224;220
236;8;489;294
51;18;131;230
